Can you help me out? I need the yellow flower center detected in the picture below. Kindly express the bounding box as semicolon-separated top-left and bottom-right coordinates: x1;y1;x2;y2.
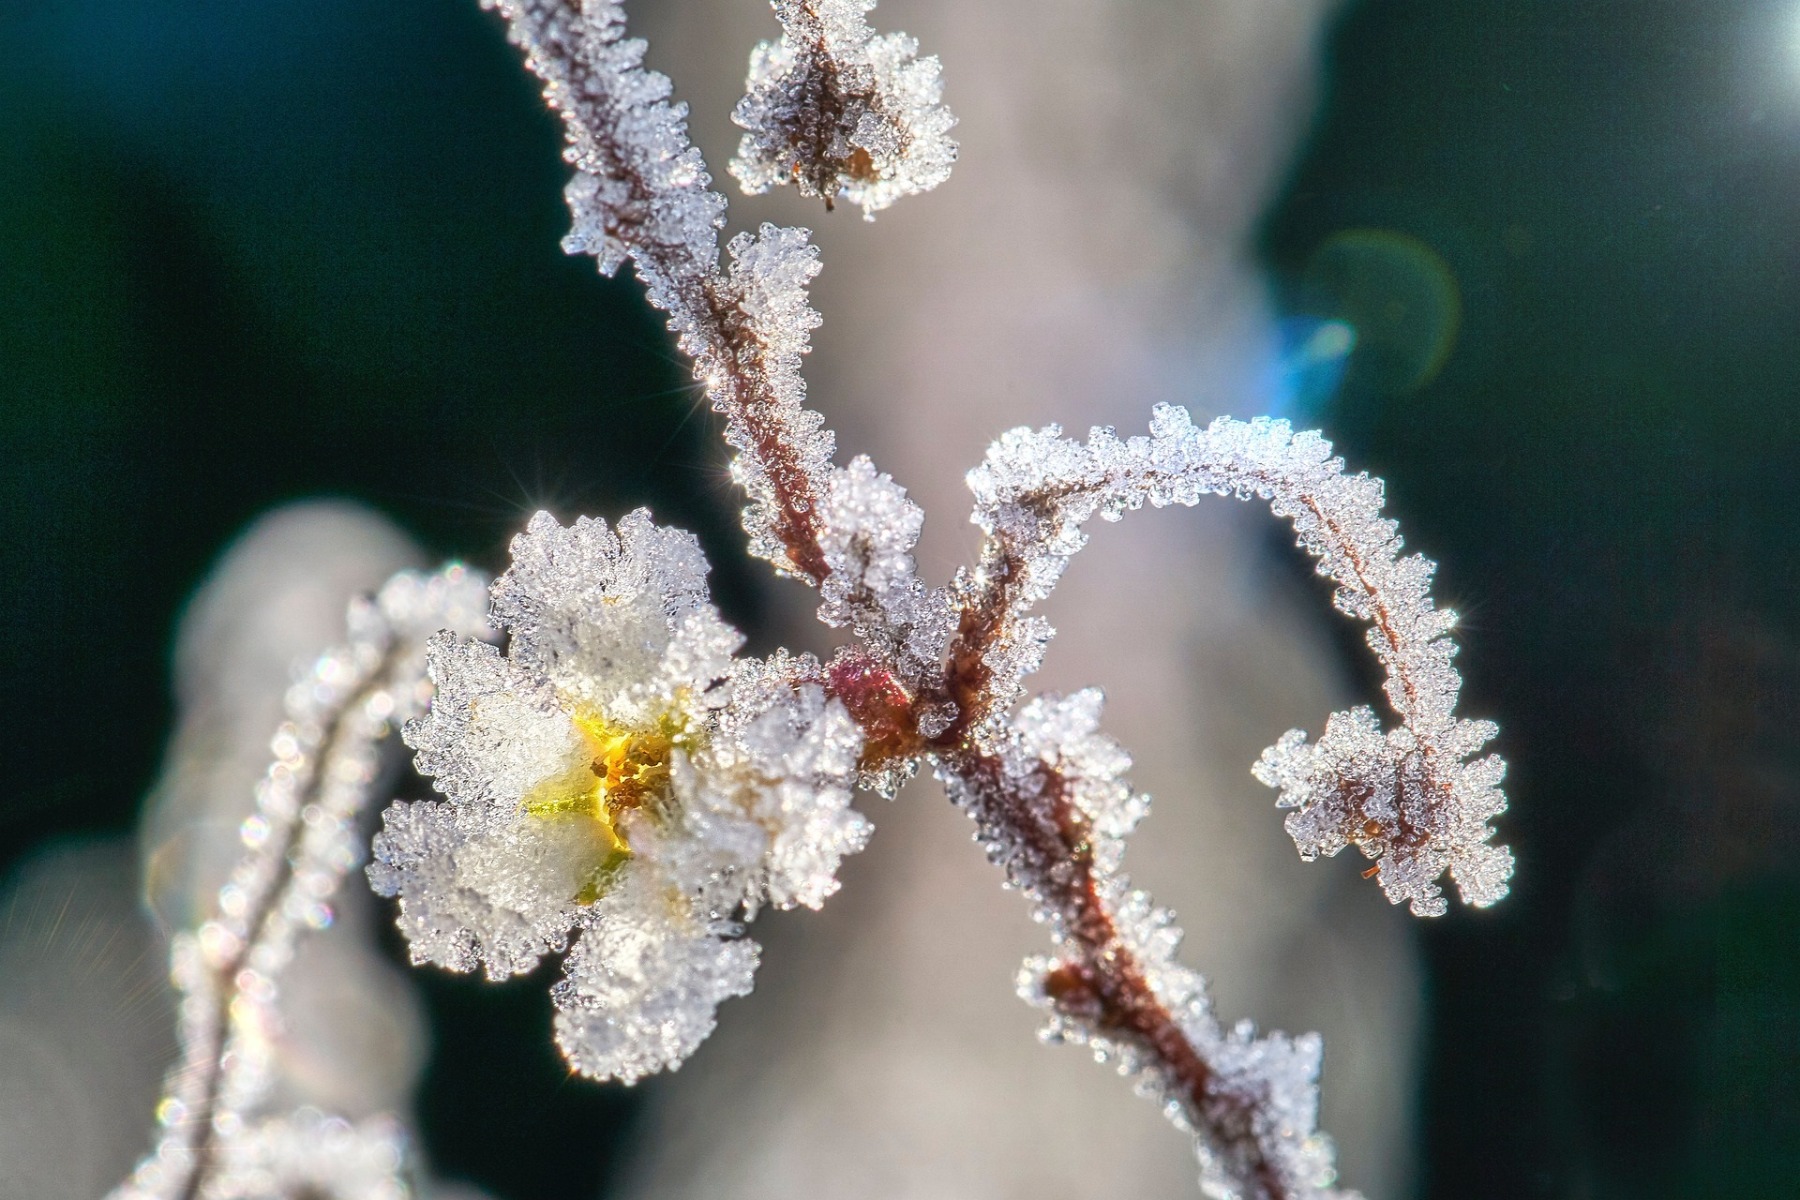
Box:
523;709;688;904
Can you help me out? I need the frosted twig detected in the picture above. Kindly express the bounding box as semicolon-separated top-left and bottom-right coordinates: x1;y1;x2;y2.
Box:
343;5;1513;1198
936;692;1350;1200
113;567;487;1200
486;0;836;581
961;406;1513;915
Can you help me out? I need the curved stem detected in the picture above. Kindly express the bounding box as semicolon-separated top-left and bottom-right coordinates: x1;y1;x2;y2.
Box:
170;657;397;1200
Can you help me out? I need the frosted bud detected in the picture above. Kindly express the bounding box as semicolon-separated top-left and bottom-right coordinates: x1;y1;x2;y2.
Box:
1254;706;1512;917
731;0;957;219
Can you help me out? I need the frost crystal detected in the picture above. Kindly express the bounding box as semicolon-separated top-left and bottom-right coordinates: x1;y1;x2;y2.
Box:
966;406;1513;914
817;456;953;686
947;690;1352;1200
488;0;841;583
731;0;958;219
114;564;490;1200
370;510;867;1082
485;0;724;284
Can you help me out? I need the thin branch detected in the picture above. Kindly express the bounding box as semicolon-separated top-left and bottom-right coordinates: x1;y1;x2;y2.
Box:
944;745;1322;1200
958;407;1512;915
115;568;486;1200
489;0;835;581
170;658;395;1200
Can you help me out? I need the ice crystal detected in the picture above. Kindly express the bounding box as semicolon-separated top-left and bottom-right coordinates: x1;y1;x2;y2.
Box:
946;690;1352;1200
107;8;1519;1197
370;510;867;1082
712;223;840;578
114;564;490;1200
817;455;954;687
731;0;958;219
966;405;1513;914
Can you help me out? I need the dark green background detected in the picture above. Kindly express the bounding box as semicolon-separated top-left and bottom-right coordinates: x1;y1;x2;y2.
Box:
4;2;1798;1197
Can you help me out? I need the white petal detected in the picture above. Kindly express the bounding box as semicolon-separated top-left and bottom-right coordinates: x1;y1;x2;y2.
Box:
405;635;585;810
368;800;588;980
489;510;742;718
550;873;759;1083
700;657;870;911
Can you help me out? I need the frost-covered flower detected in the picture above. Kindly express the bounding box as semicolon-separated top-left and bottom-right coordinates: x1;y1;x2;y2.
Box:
731;0;957;219
369;510;868;1082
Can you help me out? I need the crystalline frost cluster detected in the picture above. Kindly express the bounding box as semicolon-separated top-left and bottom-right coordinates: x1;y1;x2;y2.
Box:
121;3;1517;1198
370;510;868;1082
731;0;958;218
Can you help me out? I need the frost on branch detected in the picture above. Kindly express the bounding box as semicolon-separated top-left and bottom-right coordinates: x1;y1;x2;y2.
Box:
485;0;723;286
370;510;867;1083
114;564;491;1200
1254;707;1511;917
964;405;1513;916
945;692;1352;1200
712;223;839;578
488;0;839;582
731;0;958;219
818;456;954;687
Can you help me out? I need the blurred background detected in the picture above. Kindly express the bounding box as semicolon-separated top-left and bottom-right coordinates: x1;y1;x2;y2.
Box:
4;1;1800;1198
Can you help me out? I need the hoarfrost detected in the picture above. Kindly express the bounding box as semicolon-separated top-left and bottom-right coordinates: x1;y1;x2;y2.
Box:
112;564;491;1200
950;687;1353;1200
485;0;724;285
1253;709;1512;917
551;872;761;1084
370;510;865;1082
818;455;954;685
966;405;1513;913
731;0;958;218
713;224;840;578
705;652;871;911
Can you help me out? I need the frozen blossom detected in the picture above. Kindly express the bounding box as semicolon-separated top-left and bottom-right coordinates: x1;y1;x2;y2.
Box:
731;0;957;218
370;510;867;1082
966;405;1513;914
